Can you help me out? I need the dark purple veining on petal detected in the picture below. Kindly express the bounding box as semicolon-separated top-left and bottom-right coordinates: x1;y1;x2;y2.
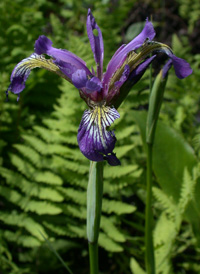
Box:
77;105;120;166
8;54;43;94
87;9;104;79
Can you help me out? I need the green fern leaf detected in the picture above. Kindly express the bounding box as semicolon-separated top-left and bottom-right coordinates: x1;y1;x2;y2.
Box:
153;187;178;220
101;216;126;243
99;232;123;252
102;199;136;215
104;165;139;179
178;167;196;214
0;211;47;240
130;257;146;274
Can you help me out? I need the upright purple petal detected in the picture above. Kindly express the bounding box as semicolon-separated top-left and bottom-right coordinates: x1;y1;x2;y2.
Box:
103;19;156;92
78;105;120;166
87;9;104;79
34;35;91;74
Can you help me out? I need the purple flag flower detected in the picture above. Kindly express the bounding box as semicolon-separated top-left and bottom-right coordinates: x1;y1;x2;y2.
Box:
7;9;192;166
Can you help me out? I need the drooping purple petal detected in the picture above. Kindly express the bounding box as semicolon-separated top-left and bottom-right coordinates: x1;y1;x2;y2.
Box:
77;105;120;166
154;47;193;79
170;55;193;79
7;53;63;95
103;19;156;93
87;9;104;79
34;35;91;74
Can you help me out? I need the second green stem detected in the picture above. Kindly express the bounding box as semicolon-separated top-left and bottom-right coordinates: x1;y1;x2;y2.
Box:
145;143;155;274
87;161;104;274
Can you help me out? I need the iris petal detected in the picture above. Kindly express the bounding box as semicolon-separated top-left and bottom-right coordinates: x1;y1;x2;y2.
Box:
35;35;91;74
8;53;68;94
86;77;102;93
78;105;120;166
103;19;156;94
87;9;104;79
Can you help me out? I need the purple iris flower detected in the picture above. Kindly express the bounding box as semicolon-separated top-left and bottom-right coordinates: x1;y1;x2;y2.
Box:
7;9;192;166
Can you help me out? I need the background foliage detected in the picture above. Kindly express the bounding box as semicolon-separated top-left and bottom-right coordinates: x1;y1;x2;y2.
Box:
0;0;200;273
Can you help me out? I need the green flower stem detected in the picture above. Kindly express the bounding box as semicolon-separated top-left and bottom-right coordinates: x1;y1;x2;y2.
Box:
87;161;104;274
145;143;155;274
145;69;168;273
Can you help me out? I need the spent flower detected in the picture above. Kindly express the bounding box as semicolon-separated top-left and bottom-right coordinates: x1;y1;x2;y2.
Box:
7;9;192;165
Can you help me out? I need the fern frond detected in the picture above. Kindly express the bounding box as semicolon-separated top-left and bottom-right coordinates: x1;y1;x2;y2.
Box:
153;187;178;220
43;222;77;238
154;213;176;274
99;232;123;252
130;257;146;274
3;231;41;248
13;144;41;168
102;199;136;215
104;165;139;179
0;211;47;240
101;216;126;243
178;167;196;214
114;144;136;158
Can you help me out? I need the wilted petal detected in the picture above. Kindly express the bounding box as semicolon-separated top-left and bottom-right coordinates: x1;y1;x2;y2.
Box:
87;9;104;79
7;53;67;95
35;35;91;74
78;105;120;165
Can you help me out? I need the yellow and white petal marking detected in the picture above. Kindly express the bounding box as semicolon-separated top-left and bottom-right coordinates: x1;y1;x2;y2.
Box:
78;105;120;163
108;41;172;92
11;53;71;83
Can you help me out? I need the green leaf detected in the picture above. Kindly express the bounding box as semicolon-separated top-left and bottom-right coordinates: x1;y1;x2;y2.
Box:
132;111;200;243
130;257;146;274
